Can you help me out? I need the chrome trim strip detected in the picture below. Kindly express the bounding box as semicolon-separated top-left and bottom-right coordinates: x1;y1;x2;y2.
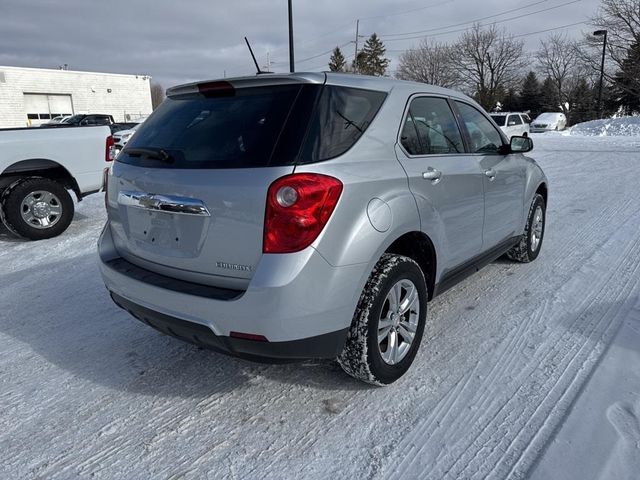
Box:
117;191;211;216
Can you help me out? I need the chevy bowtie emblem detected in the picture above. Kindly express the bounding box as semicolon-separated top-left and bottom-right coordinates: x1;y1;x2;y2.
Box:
138;194;161;209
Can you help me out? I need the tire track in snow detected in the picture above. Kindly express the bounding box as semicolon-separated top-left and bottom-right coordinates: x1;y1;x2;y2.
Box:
382;205;640;480
395;192;637;468
433;220;640;479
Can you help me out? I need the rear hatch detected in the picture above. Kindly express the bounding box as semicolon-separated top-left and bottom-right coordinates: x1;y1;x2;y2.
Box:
107;74;386;289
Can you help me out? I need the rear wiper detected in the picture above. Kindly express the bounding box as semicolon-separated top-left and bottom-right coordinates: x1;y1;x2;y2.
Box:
335;110;364;133
123;147;174;163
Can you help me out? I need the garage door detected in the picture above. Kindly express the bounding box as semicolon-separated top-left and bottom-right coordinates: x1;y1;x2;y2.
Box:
24;93;73;125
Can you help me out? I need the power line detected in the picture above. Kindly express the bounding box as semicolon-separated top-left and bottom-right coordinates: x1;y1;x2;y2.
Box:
379;0;552;38
359;0;455;21
378;0;583;42
276;1;461;69
297;41;353;64
385;19;588;53
512;20;587;38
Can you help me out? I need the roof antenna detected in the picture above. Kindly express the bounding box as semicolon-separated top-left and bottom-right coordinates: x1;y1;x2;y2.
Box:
244;37;264;75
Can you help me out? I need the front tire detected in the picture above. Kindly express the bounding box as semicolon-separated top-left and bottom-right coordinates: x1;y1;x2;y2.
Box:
506;193;545;263
1;177;74;240
338;254;428;386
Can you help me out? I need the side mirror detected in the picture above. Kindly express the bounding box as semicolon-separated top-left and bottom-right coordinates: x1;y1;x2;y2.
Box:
510;135;533;153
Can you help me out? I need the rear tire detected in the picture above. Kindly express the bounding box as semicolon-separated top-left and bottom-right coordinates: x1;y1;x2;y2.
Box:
338;254;428;386
1;177;74;240
507;193;545;263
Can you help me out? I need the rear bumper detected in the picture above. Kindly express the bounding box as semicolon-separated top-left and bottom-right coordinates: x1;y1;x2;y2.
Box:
111;292;348;362
98;223;367;360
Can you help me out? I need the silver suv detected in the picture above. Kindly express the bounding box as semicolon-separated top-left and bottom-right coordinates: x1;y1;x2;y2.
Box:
99;73;547;385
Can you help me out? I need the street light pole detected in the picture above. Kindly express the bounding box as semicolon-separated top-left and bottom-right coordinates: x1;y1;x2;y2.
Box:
594;29;608;118
288;0;294;72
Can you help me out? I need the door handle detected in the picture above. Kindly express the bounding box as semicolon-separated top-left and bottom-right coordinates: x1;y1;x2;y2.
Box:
422;169;442;183
484;169;497;180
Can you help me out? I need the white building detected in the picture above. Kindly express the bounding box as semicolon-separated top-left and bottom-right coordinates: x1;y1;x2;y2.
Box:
0;65;153;128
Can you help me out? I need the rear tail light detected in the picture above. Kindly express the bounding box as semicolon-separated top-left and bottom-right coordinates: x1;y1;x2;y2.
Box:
103;167;110;210
198;80;235;98
106;135;115;162
263;173;343;254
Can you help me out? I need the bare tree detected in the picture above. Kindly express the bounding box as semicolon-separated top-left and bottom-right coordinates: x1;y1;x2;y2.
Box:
150;82;165;110
536;33;581;113
450;24;526;110
396;39;458;87
590;0;640;69
576;0;640;98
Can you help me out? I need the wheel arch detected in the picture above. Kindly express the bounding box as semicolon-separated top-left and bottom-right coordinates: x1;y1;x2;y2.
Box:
384;231;437;300
536;182;548;205
1;159;81;200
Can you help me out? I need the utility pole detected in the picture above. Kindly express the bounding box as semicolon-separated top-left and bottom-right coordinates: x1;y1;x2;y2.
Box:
593;29;608;118
288;0;295;72
354;19;359;73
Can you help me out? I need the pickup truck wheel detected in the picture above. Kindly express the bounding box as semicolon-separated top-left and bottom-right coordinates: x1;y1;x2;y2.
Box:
338;254;427;386
1;177;74;240
506;193;545;263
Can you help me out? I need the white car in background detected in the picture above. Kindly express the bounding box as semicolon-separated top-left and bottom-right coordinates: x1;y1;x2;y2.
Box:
113;122;143;151
531;112;567;132
490;112;530;138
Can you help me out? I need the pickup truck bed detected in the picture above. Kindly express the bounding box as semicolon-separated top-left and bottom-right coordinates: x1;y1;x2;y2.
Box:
0;125;112;240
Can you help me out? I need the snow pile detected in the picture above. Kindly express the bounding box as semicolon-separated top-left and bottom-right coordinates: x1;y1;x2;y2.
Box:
570;116;640;136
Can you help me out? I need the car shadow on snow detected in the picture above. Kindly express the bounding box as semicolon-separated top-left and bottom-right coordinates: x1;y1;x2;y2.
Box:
0;209;91;244
0;222;23;243
0;253;369;398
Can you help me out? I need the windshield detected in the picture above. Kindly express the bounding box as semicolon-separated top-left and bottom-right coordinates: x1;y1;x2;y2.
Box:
118;84;386;169
62;114;83;125
490;115;506;126
535;113;562;123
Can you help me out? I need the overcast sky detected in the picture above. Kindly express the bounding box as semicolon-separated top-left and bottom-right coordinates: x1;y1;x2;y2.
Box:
1;0;603;88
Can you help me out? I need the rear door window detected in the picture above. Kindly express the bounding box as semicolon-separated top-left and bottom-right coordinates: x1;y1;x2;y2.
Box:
401;97;464;155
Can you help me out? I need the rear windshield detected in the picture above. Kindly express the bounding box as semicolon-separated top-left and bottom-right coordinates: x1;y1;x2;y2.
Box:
490;115;506;126
118;84;386;169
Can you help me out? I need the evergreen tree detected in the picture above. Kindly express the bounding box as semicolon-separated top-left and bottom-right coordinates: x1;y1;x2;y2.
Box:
568;78;596;125
357;33;390;76
328;46;347;72
540;76;561;112
501;87;521;112
519;71;542;116
351;51;367;73
608;39;640;115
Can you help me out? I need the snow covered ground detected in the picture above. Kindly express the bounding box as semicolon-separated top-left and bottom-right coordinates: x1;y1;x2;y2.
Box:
1;133;640;479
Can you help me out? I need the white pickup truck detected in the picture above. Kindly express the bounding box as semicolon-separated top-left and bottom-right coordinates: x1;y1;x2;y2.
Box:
0;126;113;240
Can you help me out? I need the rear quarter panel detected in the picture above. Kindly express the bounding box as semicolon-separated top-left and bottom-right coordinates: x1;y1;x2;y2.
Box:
295;84;446;288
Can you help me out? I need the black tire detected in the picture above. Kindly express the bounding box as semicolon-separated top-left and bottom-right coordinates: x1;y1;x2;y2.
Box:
338;254;428;386
523;132;529;138
506;193;545;263
1;177;74;240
